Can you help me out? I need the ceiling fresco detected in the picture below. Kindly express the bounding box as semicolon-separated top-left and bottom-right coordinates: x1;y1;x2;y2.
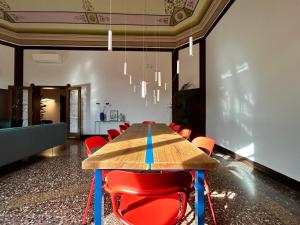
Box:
0;0;231;47
0;0;200;26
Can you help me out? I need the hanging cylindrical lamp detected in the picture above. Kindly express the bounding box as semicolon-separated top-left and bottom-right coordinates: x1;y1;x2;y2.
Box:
129;75;132;85
108;30;112;51
108;0;112;51
123;62;127;75
164;82;167;91
189;36;193;56
176;59;179;74
123;4;127;75
155;71;158;82
141;81;147;98
157;89;160;102
158;72;161;86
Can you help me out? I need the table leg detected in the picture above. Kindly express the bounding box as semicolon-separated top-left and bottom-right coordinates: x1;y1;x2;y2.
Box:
94;169;102;225
195;170;205;225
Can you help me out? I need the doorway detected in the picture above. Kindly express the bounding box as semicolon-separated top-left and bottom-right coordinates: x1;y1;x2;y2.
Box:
8;84;81;138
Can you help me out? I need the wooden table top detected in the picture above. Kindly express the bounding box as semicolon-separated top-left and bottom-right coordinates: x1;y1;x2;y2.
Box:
82;123;219;170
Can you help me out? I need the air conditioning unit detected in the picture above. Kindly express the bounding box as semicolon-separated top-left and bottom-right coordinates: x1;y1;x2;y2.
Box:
32;53;63;64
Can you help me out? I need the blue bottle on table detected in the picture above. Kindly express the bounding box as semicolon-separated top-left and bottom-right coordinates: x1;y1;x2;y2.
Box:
100;112;105;121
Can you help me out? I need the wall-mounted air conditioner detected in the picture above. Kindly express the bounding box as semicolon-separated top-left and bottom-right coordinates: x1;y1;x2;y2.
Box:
32;53;63;64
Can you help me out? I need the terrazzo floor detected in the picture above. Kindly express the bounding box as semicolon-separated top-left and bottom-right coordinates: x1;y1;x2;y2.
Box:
0;140;299;225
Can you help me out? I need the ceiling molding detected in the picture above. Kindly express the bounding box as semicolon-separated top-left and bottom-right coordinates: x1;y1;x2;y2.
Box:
0;0;232;48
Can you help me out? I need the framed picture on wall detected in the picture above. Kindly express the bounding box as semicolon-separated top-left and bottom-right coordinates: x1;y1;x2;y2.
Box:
109;110;118;121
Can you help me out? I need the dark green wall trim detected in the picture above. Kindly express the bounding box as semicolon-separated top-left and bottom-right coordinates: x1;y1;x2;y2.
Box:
0;40;17;48
14;47;24;86
215;144;300;192
171;49;179;122
199;39;206;135
204;0;236;38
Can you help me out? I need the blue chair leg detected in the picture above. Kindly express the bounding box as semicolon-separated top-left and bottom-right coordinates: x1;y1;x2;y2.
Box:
195;170;205;225
94;169;102;225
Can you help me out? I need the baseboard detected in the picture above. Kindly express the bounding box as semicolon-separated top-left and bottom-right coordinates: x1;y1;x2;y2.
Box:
214;144;300;192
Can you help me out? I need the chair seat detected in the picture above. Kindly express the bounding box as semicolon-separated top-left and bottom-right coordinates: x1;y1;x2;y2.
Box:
119;194;180;225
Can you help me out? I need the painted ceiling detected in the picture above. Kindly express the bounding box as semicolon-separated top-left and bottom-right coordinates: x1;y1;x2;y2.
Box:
0;0;232;47
0;0;213;35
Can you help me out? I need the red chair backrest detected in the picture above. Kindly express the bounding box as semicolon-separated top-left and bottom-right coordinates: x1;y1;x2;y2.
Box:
104;170;192;225
119;124;128;133
142;121;156;125
84;136;107;157
179;129;192;140
191;136;215;156
168;123;176;128
107;129;120;141
124;123;130;127
171;124;181;132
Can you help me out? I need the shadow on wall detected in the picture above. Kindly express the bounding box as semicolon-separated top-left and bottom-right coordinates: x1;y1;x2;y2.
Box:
219;61;255;161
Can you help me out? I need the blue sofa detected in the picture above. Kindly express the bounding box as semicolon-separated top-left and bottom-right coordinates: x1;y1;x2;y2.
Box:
0;123;67;167
0;120;11;129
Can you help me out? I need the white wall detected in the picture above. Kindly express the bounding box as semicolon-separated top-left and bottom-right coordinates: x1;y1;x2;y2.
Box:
0;44;14;89
206;0;300;181
24;50;172;134
178;43;199;90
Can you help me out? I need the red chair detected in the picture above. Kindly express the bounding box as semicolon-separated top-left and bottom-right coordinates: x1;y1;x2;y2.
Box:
191;136;217;225
82;136;107;225
119;124;128;133
142;121;156;125
124;122;130;127
104;170;193;225
178;128;192;140
168;123;176;128
107;129;120;141
171;124;181;132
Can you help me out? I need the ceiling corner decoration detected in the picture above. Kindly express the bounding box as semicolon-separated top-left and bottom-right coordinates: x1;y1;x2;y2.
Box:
82;0;95;12
166;0;199;26
0;0;10;20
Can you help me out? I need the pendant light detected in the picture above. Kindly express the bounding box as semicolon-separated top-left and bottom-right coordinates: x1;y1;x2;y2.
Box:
129;75;132;85
108;0;112;51
123;1;127;75
141;3;146;99
164;82;167;91
189;36;193;56
123;61;127;75
157;89;160;102
158;71;161;87
141;81;147;98
176;59;179;74
155;71;158;82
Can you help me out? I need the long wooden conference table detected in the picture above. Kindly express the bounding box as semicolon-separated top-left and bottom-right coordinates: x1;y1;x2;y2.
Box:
82;123;219;225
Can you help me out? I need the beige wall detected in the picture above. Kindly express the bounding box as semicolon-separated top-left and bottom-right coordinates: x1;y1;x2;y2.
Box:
24;50;172;134
206;0;300;181
0;44;14;89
